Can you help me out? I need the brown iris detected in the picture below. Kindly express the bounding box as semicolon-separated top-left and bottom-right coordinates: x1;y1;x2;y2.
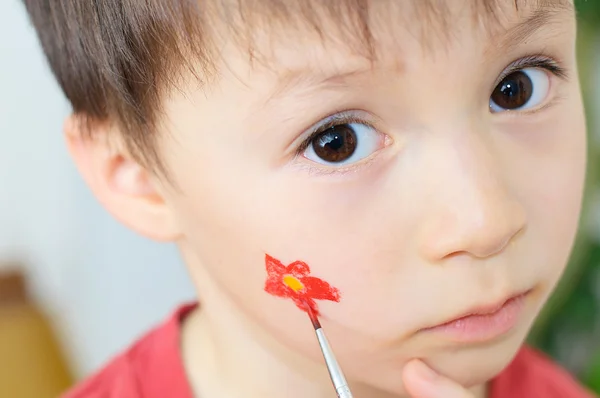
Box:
491;71;534;110
311;124;358;163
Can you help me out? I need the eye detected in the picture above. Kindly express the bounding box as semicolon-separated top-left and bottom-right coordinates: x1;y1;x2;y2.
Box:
489;68;550;113
303;122;384;166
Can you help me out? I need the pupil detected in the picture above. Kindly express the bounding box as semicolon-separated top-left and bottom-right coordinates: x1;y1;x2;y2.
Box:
312;124;357;163
491;71;533;110
326;134;344;151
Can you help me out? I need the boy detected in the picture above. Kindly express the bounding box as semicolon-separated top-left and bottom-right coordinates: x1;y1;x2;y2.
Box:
22;0;595;397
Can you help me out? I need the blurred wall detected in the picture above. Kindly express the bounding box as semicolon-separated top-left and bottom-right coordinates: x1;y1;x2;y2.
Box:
0;1;195;378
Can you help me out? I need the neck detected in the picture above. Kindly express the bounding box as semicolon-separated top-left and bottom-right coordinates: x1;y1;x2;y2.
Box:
182;306;331;397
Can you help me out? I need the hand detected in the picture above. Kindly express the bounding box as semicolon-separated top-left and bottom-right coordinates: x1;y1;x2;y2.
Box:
402;359;476;398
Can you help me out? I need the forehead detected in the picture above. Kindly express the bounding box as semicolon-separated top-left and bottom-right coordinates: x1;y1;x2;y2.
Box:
210;0;574;86
219;0;574;72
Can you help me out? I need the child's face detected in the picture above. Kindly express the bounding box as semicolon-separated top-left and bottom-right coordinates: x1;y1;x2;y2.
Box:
150;0;584;393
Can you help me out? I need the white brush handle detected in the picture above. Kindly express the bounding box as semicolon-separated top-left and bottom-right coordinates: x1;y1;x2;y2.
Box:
336;385;353;398
315;329;353;398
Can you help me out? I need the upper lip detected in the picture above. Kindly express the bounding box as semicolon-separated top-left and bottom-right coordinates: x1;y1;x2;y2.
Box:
429;289;532;328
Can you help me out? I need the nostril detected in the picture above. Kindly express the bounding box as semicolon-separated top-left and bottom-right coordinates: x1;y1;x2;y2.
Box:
441;236;510;261
420;206;527;262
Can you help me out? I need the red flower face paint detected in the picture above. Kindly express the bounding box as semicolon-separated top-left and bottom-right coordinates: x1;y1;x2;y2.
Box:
264;254;341;315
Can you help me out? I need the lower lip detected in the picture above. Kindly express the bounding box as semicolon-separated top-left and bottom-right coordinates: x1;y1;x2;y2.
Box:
424;293;528;343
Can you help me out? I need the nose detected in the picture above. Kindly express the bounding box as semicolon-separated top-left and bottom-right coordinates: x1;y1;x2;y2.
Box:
418;136;527;262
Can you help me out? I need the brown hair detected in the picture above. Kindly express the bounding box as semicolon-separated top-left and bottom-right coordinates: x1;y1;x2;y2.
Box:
21;0;570;176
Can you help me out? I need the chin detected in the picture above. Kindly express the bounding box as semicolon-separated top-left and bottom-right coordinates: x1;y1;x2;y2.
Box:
427;328;529;388
346;304;539;396
346;339;521;397
355;323;530;396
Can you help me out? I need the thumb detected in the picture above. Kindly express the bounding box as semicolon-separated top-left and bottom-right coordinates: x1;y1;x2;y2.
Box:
402;359;476;398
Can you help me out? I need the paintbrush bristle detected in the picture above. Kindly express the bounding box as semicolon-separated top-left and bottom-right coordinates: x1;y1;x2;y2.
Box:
304;301;322;330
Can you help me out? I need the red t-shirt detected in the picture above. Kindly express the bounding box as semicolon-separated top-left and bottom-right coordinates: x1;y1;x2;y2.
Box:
63;304;596;398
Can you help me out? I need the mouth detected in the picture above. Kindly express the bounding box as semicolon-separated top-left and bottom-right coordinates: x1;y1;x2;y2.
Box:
422;289;533;344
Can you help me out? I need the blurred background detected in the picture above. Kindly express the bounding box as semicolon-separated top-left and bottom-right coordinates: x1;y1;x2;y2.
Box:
0;1;598;397
0;1;196;396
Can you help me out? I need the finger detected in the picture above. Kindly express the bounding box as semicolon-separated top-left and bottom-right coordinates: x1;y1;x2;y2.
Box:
402;359;475;398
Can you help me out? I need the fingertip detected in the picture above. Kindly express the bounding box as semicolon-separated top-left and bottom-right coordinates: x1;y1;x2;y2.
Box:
408;359;439;381
402;359;439;396
403;359;475;398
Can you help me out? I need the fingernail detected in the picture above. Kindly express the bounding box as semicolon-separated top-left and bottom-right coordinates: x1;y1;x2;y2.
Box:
417;361;439;382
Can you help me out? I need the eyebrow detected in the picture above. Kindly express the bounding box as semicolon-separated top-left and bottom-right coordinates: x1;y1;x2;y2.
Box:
490;0;574;54
264;0;574;105
264;64;384;105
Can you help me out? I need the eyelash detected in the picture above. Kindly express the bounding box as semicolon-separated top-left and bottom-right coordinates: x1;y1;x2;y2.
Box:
495;54;568;85
295;55;568;157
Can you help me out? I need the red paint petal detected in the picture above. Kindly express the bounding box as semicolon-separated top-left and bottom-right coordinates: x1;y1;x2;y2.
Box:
294;297;320;316
264;279;289;297
301;276;341;302
285;260;310;276
265;254;286;276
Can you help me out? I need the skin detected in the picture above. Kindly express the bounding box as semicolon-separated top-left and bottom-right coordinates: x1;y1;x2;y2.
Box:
66;1;585;397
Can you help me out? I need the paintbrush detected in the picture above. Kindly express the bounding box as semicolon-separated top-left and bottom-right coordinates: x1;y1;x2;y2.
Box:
304;302;353;398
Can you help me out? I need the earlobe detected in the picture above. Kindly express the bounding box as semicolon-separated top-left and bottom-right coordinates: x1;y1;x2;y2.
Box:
63;114;181;242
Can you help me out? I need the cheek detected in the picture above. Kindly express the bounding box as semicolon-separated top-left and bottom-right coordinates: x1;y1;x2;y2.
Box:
154;110;384;359
509;100;586;284
165;140;422;351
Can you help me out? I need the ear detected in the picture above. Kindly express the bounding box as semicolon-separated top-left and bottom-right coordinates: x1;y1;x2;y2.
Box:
64;115;181;242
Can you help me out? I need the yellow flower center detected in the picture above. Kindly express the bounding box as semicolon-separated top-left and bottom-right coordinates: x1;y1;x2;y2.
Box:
283;275;305;292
